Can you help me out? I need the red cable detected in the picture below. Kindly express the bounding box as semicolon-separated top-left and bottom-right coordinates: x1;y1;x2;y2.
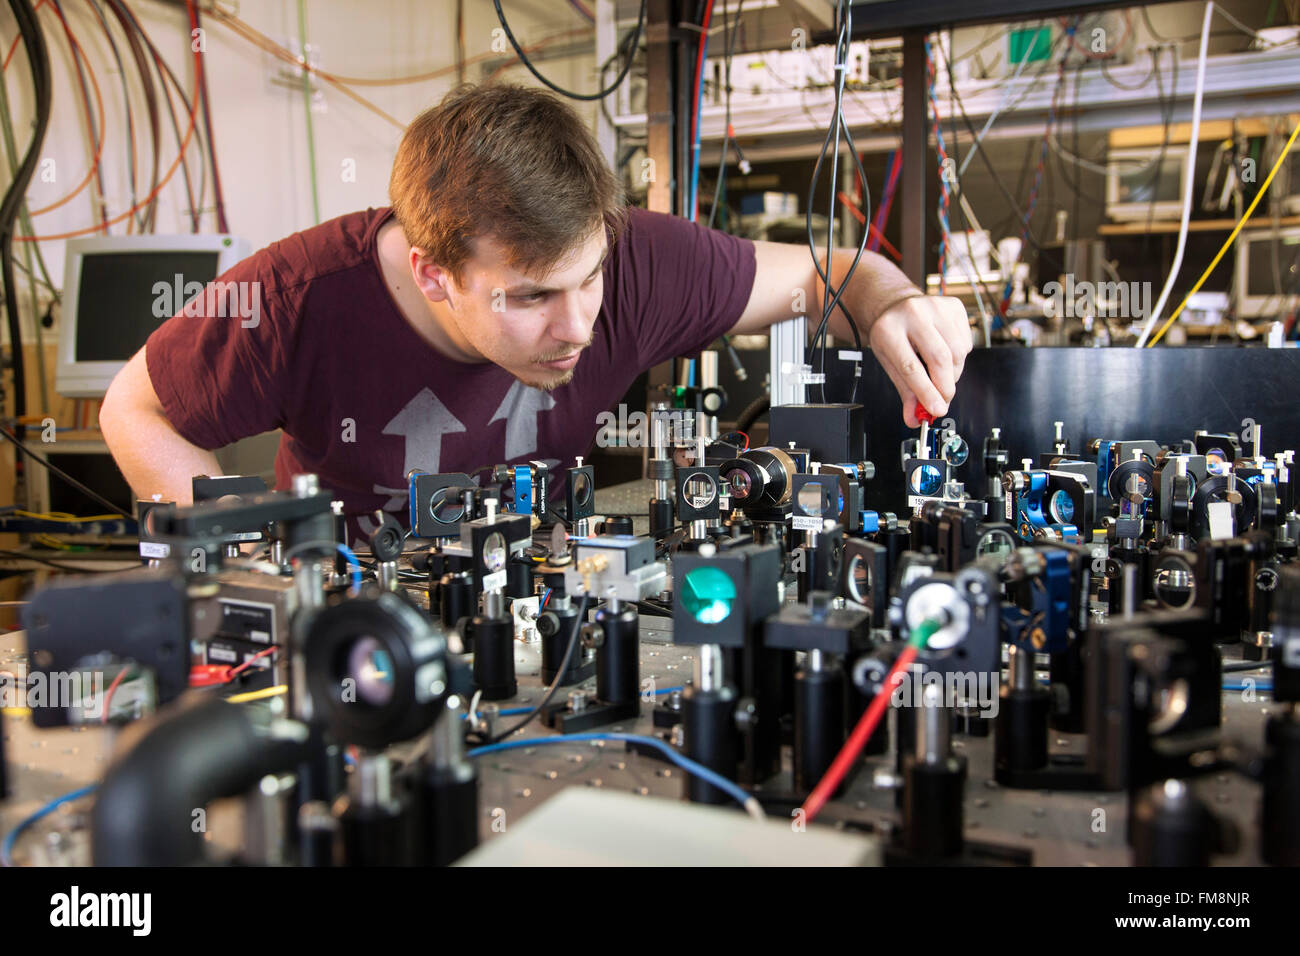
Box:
870;225;902;263
227;646;277;680
15;34;203;241
837;190;866;225
801;643;920;822
1;0;46;69
190;0;229;232
190;665;233;687
870;151;903;254
1059;11;1132;61
48;0;109;233
100;666;131;724
835;192;901;261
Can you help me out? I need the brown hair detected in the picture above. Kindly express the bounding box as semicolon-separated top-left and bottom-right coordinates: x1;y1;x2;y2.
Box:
389;83;625;283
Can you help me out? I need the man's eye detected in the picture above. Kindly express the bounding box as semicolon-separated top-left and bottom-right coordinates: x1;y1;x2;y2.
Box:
516;292;545;304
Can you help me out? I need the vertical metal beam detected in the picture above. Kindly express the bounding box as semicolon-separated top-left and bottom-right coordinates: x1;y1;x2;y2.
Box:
901;29;928;286
645;0;675;214
642;0;682;423
770;316;809;408
675;6;694;219
839;148;856;248
594;0;618;170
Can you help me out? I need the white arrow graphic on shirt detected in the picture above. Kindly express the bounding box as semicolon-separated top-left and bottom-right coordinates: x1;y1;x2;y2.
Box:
382;387;466;475
489;380;556;460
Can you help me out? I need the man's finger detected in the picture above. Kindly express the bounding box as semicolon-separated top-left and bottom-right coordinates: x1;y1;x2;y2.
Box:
878;350;926;427
910;317;957;407
939;301;973;381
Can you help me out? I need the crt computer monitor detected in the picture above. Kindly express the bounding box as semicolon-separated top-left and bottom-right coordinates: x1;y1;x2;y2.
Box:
1281;147;1300;216
1105;145;1190;223
24;439;134;521
1235;227;1300;320
56;234;250;398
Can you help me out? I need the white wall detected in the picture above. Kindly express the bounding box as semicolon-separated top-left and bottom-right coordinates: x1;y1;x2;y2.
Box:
0;0;602;345
4;0;1284;351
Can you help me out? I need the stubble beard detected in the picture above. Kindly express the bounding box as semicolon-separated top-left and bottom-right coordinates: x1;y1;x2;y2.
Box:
516;366;576;392
519;336;593;391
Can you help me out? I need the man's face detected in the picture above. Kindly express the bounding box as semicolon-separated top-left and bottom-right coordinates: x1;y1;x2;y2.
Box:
429;226;607;391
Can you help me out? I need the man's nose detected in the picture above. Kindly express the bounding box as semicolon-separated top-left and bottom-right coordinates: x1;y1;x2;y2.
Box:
548;292;593;346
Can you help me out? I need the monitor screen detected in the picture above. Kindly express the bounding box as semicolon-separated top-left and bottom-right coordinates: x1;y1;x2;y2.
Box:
1116;154;1185;206
1245;233;1300;298
73;250;221;362
43;451;134;517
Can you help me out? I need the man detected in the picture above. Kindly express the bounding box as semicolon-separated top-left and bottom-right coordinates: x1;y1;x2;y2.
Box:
100;84;971;548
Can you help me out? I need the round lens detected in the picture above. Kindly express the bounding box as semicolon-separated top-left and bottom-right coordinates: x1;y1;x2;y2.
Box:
572;471;592;507
347;636;394;706
847;555;871;604
1153;562;1196;610
482;531;507;572
684;475;717;510
975;528;1015;558
910;464;943;496
1125;473;1149;498
727;469;752;499
1205;449;1228;476
680;567;736;624
430;489;466;524
1050;489;1075;523
797;481;824;517
941;435;969;467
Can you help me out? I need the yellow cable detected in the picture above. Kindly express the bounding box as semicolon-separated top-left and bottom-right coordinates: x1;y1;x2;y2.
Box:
10;686;284;712
1147;117;1300;347
224;684;288;704
13;510;124;522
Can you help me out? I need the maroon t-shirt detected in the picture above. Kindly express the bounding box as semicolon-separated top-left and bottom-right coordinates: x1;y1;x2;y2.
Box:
146;207;757;547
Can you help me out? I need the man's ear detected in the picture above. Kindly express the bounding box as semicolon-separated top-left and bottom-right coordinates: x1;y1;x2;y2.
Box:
410;248;456;303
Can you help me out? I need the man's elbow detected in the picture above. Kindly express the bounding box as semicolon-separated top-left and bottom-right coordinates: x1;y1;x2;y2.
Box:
100;352;162;441
99;370;133;438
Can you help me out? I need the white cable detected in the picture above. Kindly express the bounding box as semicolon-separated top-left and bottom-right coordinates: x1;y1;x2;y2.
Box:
1211;4;1276;44
954;192;994;346
928;42;990;344
956;31;1037;180
468;689;483;731
1134;2;1214;348
1050;132;1162;175
222;558;286;577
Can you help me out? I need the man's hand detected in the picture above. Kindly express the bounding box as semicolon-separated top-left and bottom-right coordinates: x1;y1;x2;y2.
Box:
867;295;972;428
732;242;974;426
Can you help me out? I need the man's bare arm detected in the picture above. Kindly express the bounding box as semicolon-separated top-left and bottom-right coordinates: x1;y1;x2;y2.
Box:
99;345;221;506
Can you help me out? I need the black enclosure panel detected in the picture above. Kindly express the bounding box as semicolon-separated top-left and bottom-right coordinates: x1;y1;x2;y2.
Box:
821;346;1300;515
839;0;1156;37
